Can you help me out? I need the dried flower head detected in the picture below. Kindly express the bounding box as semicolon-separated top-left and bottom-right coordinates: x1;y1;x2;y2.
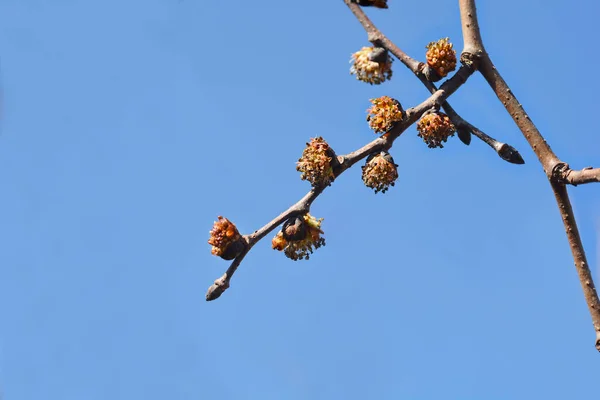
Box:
355;0;388;8
366;96;403;134
272;214;326;261
425;38;457;78
350;47;393;85
362;152;399;193
417;111;456;148
208;216;244;260
296;137;335;187
271;233;287;251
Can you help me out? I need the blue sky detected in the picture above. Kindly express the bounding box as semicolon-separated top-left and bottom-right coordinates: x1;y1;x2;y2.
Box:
1;0;599;398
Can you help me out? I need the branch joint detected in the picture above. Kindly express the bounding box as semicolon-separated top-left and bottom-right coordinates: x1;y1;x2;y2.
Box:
460;51;482;70
551;162;571;184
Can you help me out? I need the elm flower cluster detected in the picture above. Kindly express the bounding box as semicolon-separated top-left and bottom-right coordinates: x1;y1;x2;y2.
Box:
417;111;456;148
296;137;335;187
272;214;326;261
350;47;393;85
362;152;399;193
208;216;244;260
366;96;403;134
425;38;457;78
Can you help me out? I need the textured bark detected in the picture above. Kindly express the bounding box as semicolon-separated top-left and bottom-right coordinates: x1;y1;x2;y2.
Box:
458;0;600;351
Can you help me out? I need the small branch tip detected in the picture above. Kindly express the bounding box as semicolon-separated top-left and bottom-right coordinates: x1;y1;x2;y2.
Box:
497;143;525;165
206;276;229;301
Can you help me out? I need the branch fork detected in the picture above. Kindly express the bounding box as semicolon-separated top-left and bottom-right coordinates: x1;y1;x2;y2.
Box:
457;0;600;351
206;0;600;353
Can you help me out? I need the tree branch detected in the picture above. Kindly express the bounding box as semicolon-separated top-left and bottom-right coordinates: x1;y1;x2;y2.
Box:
206;66;475;301
344;0;524;163
477;55;561;174
459;0;600;351
206;188;322;301
458;0;485;56
557;166;600;186
550;182;600;351
461;120;524;164
344;0;420;71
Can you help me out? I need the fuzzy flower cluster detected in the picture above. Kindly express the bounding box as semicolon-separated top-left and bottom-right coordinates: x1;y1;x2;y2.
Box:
350;47;393;85
208;216;244;260
425;38;457;78
366;96;403;134
362;152;399;193
296;137;335;187
417;112;456;148
272;214;326;261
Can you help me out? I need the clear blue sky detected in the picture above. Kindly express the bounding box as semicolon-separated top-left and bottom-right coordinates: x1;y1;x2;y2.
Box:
1;1;599;399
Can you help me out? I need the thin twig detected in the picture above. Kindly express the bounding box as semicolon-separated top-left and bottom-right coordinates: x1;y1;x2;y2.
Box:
206;188;322;301
560;166;600;186
462;120;524;164
477;56;561;173
344;0;420;71
206;66;475;301
459;0;600;351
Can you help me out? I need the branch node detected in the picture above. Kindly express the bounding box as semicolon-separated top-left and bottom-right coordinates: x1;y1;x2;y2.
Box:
551;162;570;183
460;51;481;69
421;64;443;83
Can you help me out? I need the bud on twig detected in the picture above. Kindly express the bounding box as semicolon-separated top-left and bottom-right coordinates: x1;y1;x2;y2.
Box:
208;216;246;260
272;214;326;261
417;110;456;148
495;142;525;164
366;96;404;134
425;38;457;79
350;47;393;85
362;151;399;194
297;137;337;187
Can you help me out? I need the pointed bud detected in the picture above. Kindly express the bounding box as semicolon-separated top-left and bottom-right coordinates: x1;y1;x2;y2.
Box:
495;142;525;164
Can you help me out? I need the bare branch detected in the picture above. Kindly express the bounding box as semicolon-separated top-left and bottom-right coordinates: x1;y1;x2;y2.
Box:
206;66;475;301
459;0;600;351
551;182;600;351
460;120;524;164
477;55;561;174
458;0;485;57
560;166;600;186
